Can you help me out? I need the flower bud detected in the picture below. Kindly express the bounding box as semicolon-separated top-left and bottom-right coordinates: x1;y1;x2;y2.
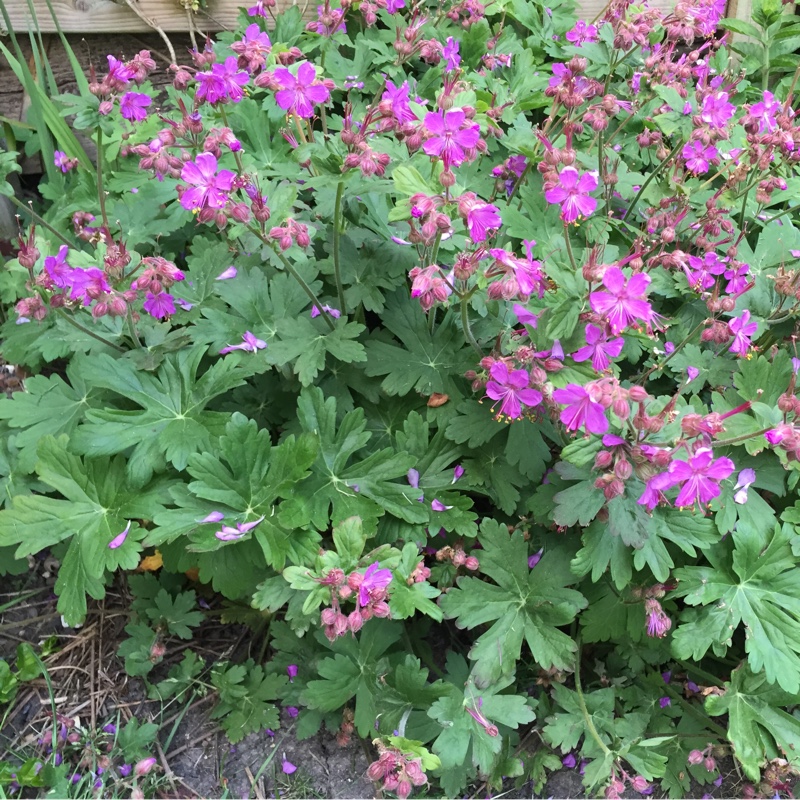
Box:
687;750;704;765
704;756;716;772
594;450;613;470
134;757;157;778
348;610;363;632
464;556;479;570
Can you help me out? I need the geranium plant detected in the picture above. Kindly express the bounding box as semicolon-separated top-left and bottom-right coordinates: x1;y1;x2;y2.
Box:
2;0;800;794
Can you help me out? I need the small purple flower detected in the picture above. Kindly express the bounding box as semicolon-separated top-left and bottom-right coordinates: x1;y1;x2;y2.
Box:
687;367;700;382
287;664;298;682
562;753;577;769
120;92;151;121
728;310;757;357
215;515;265;541
443;37;461;72
452;465;464;484
684;252;726;291
358;563;393;606
273;61;330;118
700;92;735;130
143;292;176;320
311;304;341;319
382;79;417;125
179;152;236;211
750;90;780;133
216;266;238;280
196;57;249;104
220;331;267;355
589;267;653;334
102;723;116;734
309;4;346;35
431;499;452;512
552;384;608;434
200;511;225;523
565;20;598;45
407;468;420;489
53;151;75;173
118;764;132;778
733;468;756;504
571;324;624;372
422;109;480;172
108;521;131;550
528;548;543;569
682;141;717;174
485;362;542;420
659;697;671;708
512;303;538;327
285;706;299;718
544;167;598;223
282;759;297;774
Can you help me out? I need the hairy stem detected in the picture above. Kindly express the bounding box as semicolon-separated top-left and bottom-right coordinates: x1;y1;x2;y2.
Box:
460;293;482;354
7;195;75;248
712;426;773;448
95;130;111;231
574;635;613;757
126;305;142;348
563;224;579;274
333;180;346;313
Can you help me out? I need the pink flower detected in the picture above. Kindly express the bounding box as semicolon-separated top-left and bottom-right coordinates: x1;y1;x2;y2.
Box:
682;141;717;174
358;562;393;606
552;384;608;434
700;92;735;130
220;331;267;354
668;448;735;508
106;55;134;86
733;468;756;504
544;167;598;223
512;303;538;327
565;19;598;45
637;472;675;511
282;759;297;775
443;37;460;72
485;362;542;420
409;265;452;311
466;202;502;242
728;310;757;357
44;246;72;287
67;268;112;305
684;252;726;291
179;153;236;211
724;262;750;295
53;151;75;173
287;664;298;682
274;61;330;118
382;80;417;124
571;324;624;372
589;267;652;334
143;291;176;320
486;247;546;300
120;92;151;121
422;109;480;171
196;57;250;104
749;90;780;133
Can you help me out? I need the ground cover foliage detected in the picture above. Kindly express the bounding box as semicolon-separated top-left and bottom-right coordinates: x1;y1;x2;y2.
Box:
2;0;800;795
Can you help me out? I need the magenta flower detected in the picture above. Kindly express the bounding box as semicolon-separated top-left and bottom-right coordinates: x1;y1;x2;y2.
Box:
644;598;671;638
443;36;461;72
728;310;757;357
668;448;735;508
215;515;265;541
422;109;480;171
684;252;725;291
724;262;750;295
143;292;176;320
179;153;236;211
528;548;543;569
452;465;464;483
200;511;225;523
282;759;297;775
108;521;132;549
466;202;502;243
247;0;269;16
287;664;298;682
274;61;330;118
512;303;538;327
120;92;151;121
682;141;717;174
385;0;405;10
552;384;608;434
485;362;542;420
311;304;341;319
67;268;111;305
382;80;416;124
220;331;267;354
589;267;653;334
53;150;75;173
700;92;735;130
544;167;598;223
750;90;780;133
571;324;624;372
196;57;249;104
431;499;453;512
565;19;598;45
44;246;72;287
358;562;393;606
106;54;134;86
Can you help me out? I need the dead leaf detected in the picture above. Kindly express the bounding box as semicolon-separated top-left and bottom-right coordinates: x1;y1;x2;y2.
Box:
427;393;449;407
137;550;163;572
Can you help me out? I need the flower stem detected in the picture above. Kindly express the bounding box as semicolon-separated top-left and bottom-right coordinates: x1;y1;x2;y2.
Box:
333;180;346;313
96;130;111;232
430;230;443;267
126;305;142;348
635;319;706;385
622;137;684;222
8;195;75;248
563;224;579;273
460;293;481;354
712;426;772;448
56;309;125;352
574;634;613;757
254;231;336;331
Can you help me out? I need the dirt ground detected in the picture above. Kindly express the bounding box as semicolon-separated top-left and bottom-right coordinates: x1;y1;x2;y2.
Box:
0;562;753;800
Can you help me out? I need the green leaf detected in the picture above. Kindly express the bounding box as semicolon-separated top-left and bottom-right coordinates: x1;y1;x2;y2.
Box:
706;664;800;781
146;589;205;639
439;520;586;685
0;436;171;625
672;523;800;693
72;348;254;485
364;293;474;399
545;299;580;340
553;479;605;528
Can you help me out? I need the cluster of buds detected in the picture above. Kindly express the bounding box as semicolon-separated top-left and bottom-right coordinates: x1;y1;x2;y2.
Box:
89;50;156;105
269;218;311;250
317;563;393;641
765;422;800;461
544;57;600;109
446;0;486;28
245;183;271;223
592;434;634;501
366;741;428;799
408;265;453;312
392;14;433;60
343;142;391;177
687;743;719;773
435;545;479;571
132;256;185;294
605;768;651;799
335;709;355;748
680;401;751;440
406;193;452;247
